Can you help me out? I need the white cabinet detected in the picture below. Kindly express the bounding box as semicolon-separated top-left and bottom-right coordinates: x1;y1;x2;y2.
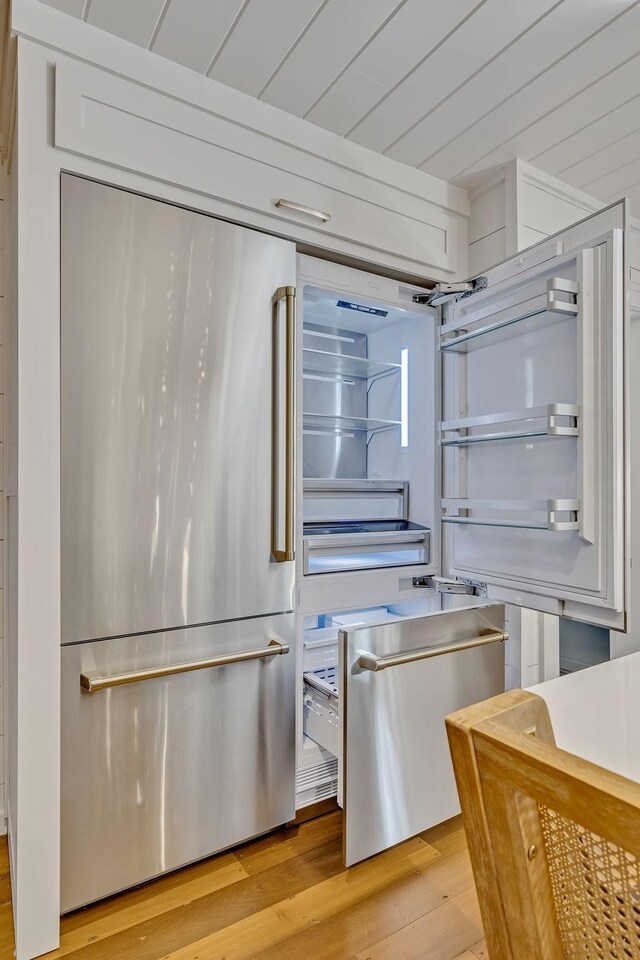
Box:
468;160;605;276
52;57;468;282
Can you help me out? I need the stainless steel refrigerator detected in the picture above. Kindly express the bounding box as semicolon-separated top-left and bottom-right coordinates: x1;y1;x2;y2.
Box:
60;175;297;912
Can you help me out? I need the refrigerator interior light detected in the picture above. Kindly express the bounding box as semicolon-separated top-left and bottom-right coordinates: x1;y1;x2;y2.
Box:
401;347;409;448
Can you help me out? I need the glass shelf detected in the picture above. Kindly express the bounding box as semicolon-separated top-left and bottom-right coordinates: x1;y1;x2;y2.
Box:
303;412;401;434
303;348;400;380
440;403;579;446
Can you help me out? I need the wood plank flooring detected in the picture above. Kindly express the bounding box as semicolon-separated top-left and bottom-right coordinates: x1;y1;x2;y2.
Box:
0;814;487;960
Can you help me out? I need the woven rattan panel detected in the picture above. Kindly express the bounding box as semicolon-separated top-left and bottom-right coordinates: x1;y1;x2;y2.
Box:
539;805;640;958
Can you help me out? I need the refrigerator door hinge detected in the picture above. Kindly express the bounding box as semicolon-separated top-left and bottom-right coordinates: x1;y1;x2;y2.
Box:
412;276;487;308
412;575;487;596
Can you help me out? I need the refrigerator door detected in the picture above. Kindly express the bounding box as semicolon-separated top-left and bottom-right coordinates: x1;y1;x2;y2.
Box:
341;605;506;866
61;175;296;643
440;202;627;629
61;613;295;912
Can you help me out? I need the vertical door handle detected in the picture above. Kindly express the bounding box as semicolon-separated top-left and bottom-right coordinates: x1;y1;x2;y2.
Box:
272;286;296;562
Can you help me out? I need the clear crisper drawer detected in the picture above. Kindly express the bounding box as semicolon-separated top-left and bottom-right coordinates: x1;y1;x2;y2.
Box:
303;664;341;759
303;520;430;575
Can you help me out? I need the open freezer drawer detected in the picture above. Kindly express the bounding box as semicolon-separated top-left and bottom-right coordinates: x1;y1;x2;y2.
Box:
339;604;506;866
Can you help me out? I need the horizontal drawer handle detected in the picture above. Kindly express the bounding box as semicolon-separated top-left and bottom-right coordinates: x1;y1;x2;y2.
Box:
357;630;508;673
305;530;428;550
80;638;290;692
275;199;331;223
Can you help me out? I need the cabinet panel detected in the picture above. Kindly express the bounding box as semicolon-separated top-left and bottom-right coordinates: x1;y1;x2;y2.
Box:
54;59;466;279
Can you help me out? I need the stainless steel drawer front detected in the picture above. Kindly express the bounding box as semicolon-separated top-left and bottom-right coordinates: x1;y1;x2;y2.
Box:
341;605;505;866
61;614;295;912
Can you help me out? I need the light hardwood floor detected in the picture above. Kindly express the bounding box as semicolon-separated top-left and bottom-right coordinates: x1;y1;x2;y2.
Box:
0;814;487;960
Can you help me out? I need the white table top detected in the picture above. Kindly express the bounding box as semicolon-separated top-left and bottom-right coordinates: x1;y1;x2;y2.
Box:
529;652;640;783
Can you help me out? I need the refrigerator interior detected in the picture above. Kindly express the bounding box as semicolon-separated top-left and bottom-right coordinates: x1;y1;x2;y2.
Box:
300;283;436;576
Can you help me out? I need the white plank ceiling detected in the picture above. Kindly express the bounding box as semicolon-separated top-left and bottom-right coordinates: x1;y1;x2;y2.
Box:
39;0;640;206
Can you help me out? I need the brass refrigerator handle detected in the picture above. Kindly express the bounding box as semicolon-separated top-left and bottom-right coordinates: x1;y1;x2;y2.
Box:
80;638;290;692
357;630;508;673
271;285;296;563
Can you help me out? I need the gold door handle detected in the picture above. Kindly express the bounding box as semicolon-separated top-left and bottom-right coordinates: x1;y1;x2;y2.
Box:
80;639;290;692
357;630;508;672
272;285;296;562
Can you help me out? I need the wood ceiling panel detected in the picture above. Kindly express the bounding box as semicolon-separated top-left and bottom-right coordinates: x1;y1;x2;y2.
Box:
41;0;84;15
209;0;324;98
530;70;640;179
304;0;483;137
585;157;640;202
387;0;627;169
622;184;640;209
561;127;640;191
346;0;559;155
32;0;640;215
429;1;640;188
259;0;403;118
151;0;248;73
87;0;166;48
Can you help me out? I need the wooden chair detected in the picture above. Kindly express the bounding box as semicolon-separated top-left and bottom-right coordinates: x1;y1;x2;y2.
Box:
446;689;640;960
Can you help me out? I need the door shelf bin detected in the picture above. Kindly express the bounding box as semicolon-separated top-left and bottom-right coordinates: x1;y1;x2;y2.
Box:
440;403;579;446
439;277;579;354
303;664;340;759
442;498;580;531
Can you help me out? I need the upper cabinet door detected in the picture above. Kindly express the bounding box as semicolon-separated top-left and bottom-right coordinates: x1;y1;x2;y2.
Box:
440;203;628;629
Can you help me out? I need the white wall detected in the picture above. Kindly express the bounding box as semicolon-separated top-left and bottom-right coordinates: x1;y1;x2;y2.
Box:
0;164;6;835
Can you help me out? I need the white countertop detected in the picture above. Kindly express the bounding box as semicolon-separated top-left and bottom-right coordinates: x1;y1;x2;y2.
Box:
529;652;640;783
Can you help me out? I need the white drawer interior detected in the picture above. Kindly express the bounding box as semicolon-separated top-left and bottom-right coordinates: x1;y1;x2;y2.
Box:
303;662;340;759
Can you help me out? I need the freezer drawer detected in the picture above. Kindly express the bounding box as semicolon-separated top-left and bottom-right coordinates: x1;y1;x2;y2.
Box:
61;614;295;912
340;605;506;866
